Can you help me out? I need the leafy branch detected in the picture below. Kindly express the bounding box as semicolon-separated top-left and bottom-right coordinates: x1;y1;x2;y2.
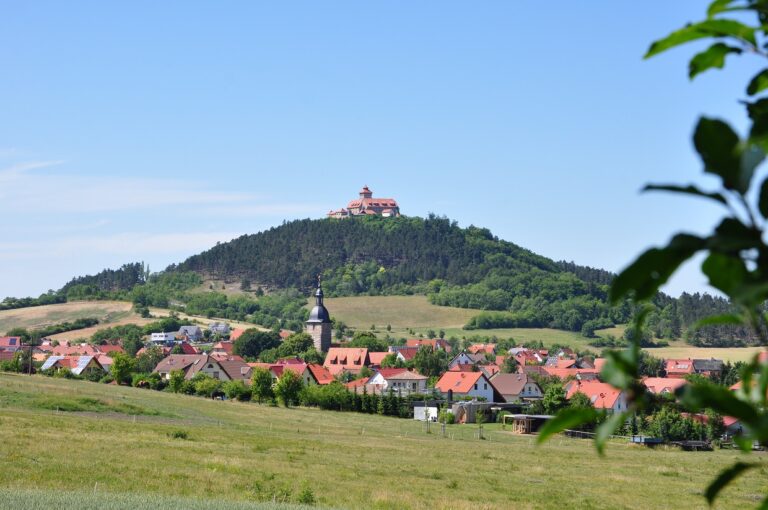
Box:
538;1;768;506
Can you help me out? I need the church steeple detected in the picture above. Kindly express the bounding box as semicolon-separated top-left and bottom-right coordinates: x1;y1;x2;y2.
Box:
306;274;332;352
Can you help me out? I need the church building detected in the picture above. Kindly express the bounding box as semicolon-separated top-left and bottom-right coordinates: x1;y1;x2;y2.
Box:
327;186;400;218
306;280;332;353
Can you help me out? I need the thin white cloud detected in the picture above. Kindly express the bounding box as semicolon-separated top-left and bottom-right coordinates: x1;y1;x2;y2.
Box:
0;160;64;183
0;231;243;260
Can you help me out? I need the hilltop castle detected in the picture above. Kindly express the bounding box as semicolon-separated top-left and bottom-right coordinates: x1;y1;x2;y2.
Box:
327;186;400;219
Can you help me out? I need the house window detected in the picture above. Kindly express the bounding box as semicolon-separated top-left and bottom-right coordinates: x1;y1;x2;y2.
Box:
484;383;487;390
213;372;220;379
474;384;478;390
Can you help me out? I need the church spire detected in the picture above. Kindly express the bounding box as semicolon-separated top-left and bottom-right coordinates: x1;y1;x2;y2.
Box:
315;274;324;305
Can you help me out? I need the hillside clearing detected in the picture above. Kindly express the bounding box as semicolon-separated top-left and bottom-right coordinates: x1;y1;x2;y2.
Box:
0;374;766;509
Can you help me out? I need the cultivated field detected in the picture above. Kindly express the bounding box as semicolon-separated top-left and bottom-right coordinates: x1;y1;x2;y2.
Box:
644;343;767;364
0;301;145;336
0;374;766;509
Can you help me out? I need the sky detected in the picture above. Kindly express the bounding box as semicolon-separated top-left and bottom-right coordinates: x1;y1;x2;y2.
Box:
0;1;761;300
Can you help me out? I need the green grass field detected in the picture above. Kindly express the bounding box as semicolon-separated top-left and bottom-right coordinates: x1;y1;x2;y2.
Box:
1;373;766;509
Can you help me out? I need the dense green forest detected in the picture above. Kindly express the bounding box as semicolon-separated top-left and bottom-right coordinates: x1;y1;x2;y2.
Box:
1;215;755;345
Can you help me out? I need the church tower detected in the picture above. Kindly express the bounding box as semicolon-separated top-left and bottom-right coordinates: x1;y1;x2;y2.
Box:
306;277;332;353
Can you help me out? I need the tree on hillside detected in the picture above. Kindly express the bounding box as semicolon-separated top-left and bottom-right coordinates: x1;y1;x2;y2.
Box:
381;353;405;368
168;369;185;393
251;367;274;404
110;353;135;385
233;329;280;359
348;331;388;352
410;346;448;378
274;370;303;407
134;345;165;373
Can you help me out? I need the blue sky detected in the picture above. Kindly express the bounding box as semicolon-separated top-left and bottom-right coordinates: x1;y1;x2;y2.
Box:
0;1;760;299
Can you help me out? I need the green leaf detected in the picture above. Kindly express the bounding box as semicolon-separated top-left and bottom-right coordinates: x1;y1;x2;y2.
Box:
692;313;745;329
595;411;627;455
746;98;768;147
643;184;728;206
707;0;738;18
610;234;705;303
645;19;756;59
693;117;744;192
747;69;768;95
705;462;755;505
689;43;742;79
536;407;598;445
601;350;636;390
709;218;762;252
680;383;761;426
759;177;768;218
702;253;748;295
740;144;765;191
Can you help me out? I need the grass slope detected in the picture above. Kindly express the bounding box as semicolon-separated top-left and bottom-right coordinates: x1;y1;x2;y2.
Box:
1;374;766;509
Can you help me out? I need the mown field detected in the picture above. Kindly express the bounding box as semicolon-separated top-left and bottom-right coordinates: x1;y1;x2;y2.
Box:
0;373;766;509
0;301;264;342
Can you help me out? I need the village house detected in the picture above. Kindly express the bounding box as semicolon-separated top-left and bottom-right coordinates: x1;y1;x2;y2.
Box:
392;347;419;364
665;358;724;379
270;362;319;386
0;336;23;353
447;352;487;370
153;353;250;382
323;347;370;376
178;325;204;342
208;322;230;335
489;373;543;403
327;186;401;218
40;355;106;377
435;371;497;402
367;352;390;367
150;332;176;344
467;343;496;356
367;368;428;396
664;359;694;378
642;377;688;395
565;380;628;413
212;341;234;356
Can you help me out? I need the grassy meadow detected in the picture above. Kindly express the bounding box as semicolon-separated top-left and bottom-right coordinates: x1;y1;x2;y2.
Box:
1;373;767;509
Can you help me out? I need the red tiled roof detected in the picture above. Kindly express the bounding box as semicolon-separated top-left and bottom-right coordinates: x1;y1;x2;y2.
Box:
566;381;623;409
324;348;369;369
665;358;695;377
556;359;576;369
642;377;687;395
541;367;599;380
279;329;293;339
368;352;389;366
374;367;410;379
95;345;125;355
212;341;234;354
396;347;419;361
435;371;486;394
0;336;22;349
308;364;335;384
468;343;496;355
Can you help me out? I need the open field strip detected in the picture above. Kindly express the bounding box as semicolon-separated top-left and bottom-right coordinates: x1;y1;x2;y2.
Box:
643;344;767;363
0;301;138;333
1;374;766;509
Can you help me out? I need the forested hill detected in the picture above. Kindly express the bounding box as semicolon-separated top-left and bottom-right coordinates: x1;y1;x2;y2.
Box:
23;214;750;346
171;215;631;333
175;215;563;291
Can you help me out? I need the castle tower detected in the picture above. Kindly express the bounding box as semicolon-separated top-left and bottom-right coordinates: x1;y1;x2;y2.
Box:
359;185;373;199
306;277;332;352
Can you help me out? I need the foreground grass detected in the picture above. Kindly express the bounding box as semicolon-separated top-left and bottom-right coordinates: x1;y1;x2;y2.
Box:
0;488;313;510
0;374;766;509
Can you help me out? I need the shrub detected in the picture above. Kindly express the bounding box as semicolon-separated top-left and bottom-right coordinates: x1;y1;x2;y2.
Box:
168;430;189;440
